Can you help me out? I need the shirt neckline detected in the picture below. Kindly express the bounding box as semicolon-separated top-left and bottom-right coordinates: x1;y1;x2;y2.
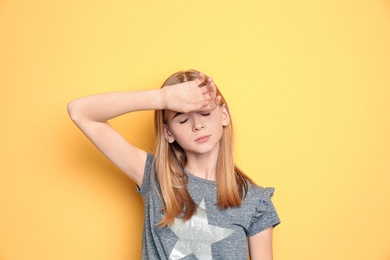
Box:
184;169;216;185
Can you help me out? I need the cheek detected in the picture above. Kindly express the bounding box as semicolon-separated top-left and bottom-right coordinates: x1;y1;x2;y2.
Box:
169;126;188;141
210;114;224;128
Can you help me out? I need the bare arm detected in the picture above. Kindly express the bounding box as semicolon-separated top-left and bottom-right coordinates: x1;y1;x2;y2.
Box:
67;90;162;187
67;74;220;187
248;227;274;260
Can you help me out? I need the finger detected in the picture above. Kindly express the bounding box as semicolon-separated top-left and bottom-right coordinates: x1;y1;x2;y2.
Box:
209;96;222;110
199;78;217;96
214;95;222;106
193;73;206;87
189;100;211;112
198;96;222;111
199;87;213;96
207;97;221;111
201;91;214;101
207;78;217;99
202;86;219;101
198;101;214;111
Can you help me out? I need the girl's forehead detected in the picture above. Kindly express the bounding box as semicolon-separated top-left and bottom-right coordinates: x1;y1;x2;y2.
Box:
164;109;177;118
163;110;181;123
165;110;187;121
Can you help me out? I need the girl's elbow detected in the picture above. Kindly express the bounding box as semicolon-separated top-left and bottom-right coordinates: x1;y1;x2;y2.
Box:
67;100;82;122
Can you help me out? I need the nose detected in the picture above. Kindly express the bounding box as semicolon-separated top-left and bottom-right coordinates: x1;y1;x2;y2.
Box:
192;118;204;131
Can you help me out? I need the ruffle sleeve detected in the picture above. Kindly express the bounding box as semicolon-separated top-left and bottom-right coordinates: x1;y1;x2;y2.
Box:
247;187;280;237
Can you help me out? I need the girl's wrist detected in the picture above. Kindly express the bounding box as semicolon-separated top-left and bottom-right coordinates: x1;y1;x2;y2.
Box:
156;88;168;110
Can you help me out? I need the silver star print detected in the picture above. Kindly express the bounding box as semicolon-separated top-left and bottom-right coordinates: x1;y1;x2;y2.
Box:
169;199;234;260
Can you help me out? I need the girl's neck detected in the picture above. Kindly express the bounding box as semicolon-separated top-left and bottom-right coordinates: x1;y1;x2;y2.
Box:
184;149;219;181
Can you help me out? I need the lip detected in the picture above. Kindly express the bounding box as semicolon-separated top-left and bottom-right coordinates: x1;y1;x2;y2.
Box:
195;135;211;143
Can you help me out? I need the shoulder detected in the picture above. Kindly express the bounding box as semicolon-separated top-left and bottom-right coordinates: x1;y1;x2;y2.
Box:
247;184;276;200
242;183;277;213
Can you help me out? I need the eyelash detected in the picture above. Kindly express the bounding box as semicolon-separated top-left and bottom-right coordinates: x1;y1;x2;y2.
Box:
179;112;211;124
179;119;188;124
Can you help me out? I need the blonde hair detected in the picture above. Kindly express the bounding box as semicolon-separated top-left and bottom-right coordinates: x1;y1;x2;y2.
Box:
154;69;254;227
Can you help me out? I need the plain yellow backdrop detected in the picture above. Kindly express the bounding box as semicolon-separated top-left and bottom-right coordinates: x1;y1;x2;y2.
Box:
1;0;390;259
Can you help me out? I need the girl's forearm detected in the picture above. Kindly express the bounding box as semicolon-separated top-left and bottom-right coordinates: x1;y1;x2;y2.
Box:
67;89;164;123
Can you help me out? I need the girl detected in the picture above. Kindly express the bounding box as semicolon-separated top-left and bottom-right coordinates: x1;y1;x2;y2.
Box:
68;69;280;260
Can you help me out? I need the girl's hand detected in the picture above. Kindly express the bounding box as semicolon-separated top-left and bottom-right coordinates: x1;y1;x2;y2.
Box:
160;73;221;113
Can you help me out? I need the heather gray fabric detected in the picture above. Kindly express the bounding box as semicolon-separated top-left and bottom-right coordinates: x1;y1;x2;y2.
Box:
138;153;280;260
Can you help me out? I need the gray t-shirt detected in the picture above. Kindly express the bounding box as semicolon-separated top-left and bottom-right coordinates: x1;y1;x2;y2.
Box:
138;153;280;260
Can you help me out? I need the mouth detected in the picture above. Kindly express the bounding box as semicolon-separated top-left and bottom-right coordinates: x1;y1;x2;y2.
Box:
195;135;211;143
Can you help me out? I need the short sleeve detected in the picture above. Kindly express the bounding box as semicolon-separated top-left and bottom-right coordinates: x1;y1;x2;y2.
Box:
247;187;280;237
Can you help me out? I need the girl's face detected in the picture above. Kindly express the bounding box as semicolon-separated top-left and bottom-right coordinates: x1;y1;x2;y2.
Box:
164;105;230;157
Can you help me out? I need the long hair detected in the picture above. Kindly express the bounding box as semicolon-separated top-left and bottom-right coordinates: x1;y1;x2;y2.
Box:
154;69;254;227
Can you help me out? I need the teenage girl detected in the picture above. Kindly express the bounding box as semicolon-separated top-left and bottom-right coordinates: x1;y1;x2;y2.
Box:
68;69;280;260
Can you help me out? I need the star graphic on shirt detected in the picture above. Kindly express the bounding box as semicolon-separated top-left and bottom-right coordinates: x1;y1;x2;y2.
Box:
168;199;234;260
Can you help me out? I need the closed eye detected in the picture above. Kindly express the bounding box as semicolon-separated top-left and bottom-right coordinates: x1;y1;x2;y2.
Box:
179;118;189;124
200;112;211;116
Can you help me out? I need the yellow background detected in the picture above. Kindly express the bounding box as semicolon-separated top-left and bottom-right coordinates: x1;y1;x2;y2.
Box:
1;0;390;259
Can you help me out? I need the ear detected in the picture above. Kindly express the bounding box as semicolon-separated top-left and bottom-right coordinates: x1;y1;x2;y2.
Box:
221;105;230;126
163;124;175;143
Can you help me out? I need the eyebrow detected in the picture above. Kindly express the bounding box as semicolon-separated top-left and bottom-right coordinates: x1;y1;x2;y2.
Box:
172;112;183;120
